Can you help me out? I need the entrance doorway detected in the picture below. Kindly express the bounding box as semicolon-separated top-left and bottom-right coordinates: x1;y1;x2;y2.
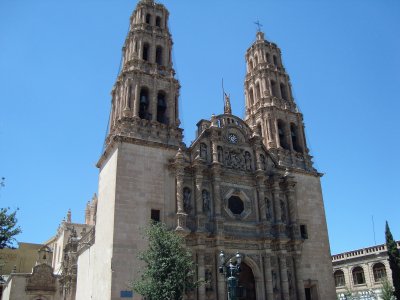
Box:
238;262;256;300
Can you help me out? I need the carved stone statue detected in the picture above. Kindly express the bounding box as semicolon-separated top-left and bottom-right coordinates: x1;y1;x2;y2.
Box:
280;199;286;223
224;92;232;114
260;154;266;170
217;146;223;163
266;198;272;221
202;190;210;213
245;151;252;171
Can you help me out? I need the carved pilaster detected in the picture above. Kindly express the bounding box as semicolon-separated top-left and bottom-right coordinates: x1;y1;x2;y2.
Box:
264;254;274;300
271;176;281;223
197;251;206;300
294;255;306;300
279;254;290;300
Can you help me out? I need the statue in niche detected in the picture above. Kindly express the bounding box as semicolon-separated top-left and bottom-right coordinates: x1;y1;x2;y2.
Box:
183;187;191;213
272;270;278;291
200;143;207;160
280;199;286;223
202;190;210;213
217;146;223;163
260;154;266;170
287;270;293;290
205;269;213;291
245;151;252;171
266;198;272;221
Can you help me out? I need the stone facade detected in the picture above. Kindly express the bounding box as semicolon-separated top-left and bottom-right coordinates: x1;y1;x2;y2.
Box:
332;242;400;300
2;0;337;299
74;1;336;299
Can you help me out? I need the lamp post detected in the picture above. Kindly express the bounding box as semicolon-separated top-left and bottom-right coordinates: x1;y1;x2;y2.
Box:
219;250;243;300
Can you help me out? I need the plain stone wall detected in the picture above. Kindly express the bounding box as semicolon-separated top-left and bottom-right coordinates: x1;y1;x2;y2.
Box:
294;172;337;299
81;148;119;300
75;245;95;300
110;142;177;300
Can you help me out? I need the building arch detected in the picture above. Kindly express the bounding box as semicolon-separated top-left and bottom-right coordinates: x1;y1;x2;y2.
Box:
145;13;151;24
139;87;150;120
142;43;150;61
155;46;163;66
155;16;162;27
249;87;255;105
277;119;289;150
290;123;302;153
352;266;366;285
157;91;167;124
334;269;345;287
372;262;387;282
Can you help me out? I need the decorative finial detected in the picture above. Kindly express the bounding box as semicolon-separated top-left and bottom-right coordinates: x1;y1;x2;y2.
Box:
67;209;72;223
224;92;232;115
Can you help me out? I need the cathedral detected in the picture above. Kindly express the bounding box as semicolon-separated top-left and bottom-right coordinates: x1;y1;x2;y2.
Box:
1;0;336;299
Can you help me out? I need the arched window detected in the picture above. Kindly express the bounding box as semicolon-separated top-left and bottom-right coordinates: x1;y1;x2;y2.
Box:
280;83;287;100
155;46;163;66
142;43;149;61
257;123;262;137
334;270;345;287
373;263;387;282
270;80;278;97
290;123;302;153
155;16;161;27
157;91;167;124
145;13;151;24
139;88;150;120
249;88;254;105
273;55;278;66
352;266;365;285
277;120;289;150
255;82;261;99
200;143;207;159
266;53;270;63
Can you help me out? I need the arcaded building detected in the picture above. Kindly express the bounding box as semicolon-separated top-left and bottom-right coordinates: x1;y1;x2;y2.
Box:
333;242;400;300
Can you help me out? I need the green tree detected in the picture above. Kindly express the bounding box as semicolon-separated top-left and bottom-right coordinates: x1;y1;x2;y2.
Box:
132;223;200;300
381;277;395;300
0;207;22;249
386;221;400;300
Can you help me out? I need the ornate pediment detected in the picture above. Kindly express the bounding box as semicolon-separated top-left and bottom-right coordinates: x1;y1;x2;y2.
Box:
26;263;56;292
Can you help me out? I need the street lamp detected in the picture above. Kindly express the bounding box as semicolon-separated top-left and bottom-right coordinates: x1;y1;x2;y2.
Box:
219;250;243;300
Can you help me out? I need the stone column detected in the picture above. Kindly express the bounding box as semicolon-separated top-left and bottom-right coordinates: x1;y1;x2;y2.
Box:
213;171;222;216
284;174;298;226
264;254;274;300
271;177;281;223
151;90;157;122
294;256;306;300
257;176;267;222
211;140;219;163
133;83;140;117
195;173;203;215
175;150;187;231
197;251;206;300
279;254;290;300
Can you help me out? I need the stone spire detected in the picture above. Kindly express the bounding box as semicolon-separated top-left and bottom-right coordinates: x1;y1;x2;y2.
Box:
104;0;182;148
244;31;313;171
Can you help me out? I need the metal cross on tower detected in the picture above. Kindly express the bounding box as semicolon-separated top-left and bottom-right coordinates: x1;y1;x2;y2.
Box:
254;20;263;32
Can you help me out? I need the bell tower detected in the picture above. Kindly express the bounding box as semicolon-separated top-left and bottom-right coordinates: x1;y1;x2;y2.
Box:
106;0;182;147
244;31;313;171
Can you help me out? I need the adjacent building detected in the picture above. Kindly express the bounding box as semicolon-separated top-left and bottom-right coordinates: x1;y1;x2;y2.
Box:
332;242;400;300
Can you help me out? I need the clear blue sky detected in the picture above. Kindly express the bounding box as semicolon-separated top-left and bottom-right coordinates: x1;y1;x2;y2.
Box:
0;0;399;254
